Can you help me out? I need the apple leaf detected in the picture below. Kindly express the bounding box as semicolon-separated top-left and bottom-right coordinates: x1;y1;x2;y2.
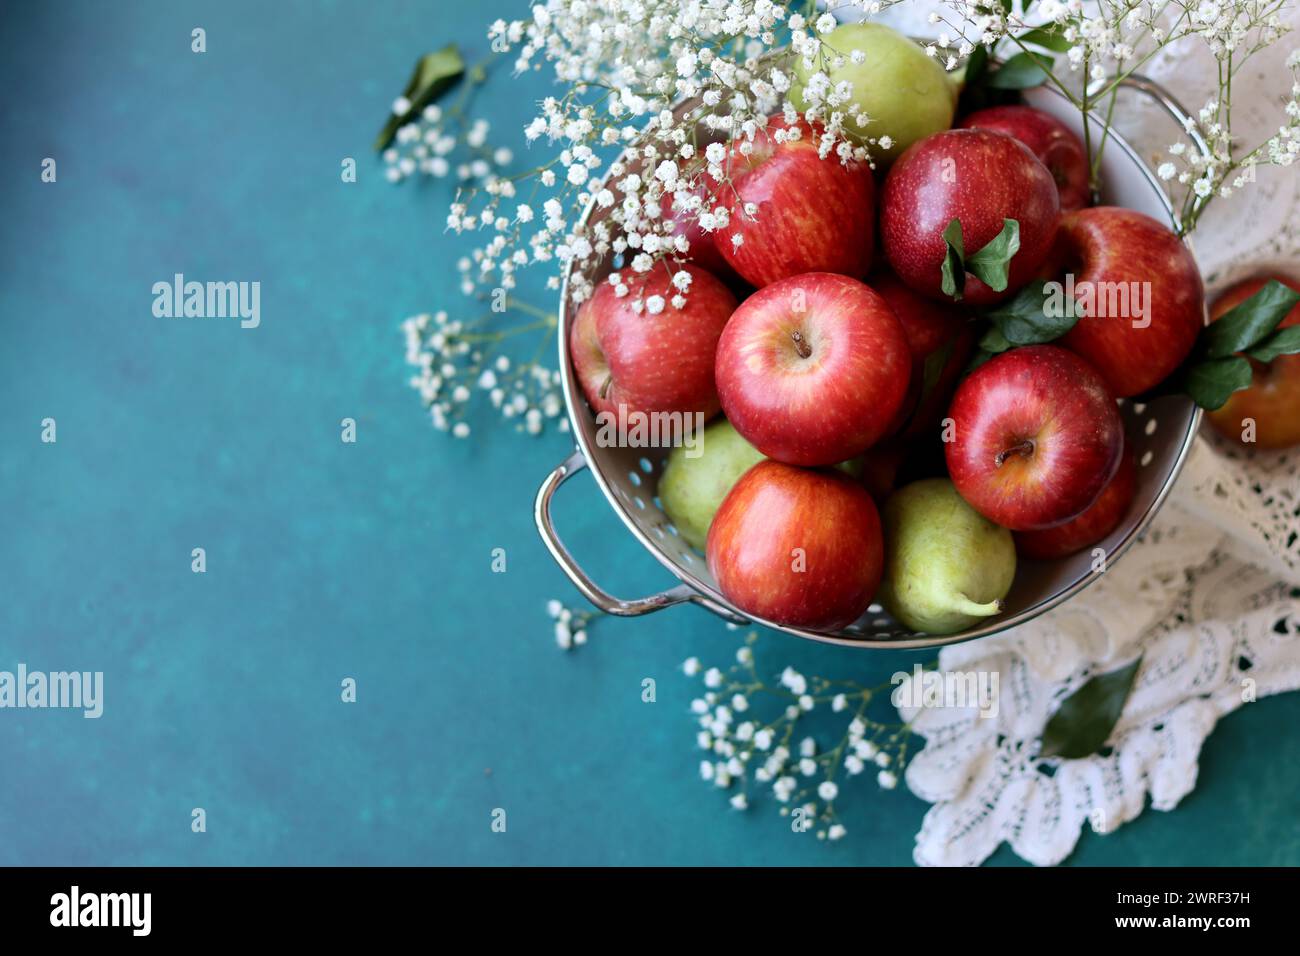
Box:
1183;356;1254;410
375;44;466;150
1177;279;1300;409
940;219;967;299
962;43;989;89
1040;657;1143;760
982;279;1080;346
986;52;1054;90
965;219;1021;293
1202;279;1300;359
978;327;1012;354
1018;27;1072;53
1247;324;1300;363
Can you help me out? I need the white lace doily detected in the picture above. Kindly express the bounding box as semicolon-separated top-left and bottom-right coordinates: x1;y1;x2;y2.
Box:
861;4;1300;865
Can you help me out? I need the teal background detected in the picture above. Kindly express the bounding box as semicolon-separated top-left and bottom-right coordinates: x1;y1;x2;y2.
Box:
1;0;1297;866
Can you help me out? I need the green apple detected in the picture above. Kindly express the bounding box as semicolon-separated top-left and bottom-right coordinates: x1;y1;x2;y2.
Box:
790;22;958;162
659;419;766;551
879;478;1016;634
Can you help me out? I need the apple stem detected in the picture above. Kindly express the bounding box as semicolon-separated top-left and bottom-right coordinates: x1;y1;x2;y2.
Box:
995;439;1035;467
790;329;812;359
599;374;612;400
953;595;1004;618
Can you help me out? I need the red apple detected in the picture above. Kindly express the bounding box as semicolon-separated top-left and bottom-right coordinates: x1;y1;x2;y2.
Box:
1205;275;1300;448
872;271;976;438
958;105;1090;212
1055;206;1205;397
659;183;743;286
1015;441;1137;559
570;262;737;419
945;345;1123;531
881;128;1060;306
715;273;911;465
717;116;874;288
707;461;883;631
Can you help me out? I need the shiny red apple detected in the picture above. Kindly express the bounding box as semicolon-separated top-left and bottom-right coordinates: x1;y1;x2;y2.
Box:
1015;441;1137;559
872;271;976;438
570;263;737;418
1055;206;1205;397
707;461;883;631
717;116;874;288
1204;275;1300;448
958;105;1090;212
945;345;1123;531
881;128;1060;306
715;273;911;465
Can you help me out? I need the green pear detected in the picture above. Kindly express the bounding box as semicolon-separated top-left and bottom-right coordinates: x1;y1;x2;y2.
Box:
790;22;958;162
659;419;766;551
880;478;1016;635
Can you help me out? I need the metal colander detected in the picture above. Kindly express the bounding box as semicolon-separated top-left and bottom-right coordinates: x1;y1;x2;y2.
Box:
536;76;1207;650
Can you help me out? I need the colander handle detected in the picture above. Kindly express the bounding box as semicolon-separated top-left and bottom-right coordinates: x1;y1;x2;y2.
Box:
535;447;697;616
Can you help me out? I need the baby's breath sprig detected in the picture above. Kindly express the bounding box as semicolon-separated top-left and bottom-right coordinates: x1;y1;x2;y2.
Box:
685;632;924;842
402;300;565;437
546;598;596;650
924;0;1299;233
382;59;516;187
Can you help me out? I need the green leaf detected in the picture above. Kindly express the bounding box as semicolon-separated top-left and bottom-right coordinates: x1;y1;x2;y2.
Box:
1247;324;1300;363
966;219;1021;293
978;327;1012;354
1184;356;1254;410
999;0;1013;14
1040;657;1143;760
1202;279;1300;359
374;44;466;151
962;44;989;90
983;278;1080;346
1018;27;1072;53
940;219;966;300
986;51;1054;90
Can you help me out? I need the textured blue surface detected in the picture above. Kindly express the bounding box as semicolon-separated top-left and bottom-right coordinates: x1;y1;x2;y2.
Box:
1;0;1298;866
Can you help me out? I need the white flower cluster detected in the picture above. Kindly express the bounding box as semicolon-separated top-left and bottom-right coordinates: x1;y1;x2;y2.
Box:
684;634;918;843
928;0;1296;233
382;90;514;187
547;599;593;650
460;2;888;307
402;310;566;437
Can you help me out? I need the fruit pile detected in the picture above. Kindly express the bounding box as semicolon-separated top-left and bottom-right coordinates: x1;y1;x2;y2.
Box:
568;24;1296;636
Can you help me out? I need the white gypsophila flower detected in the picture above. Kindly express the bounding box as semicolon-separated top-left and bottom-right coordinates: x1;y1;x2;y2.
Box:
818;781;839;802
683;657;701;677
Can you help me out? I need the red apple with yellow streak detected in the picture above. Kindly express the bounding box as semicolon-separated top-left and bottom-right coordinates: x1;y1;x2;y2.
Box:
715;273;911;465
570;263;737;419
717;116;875;288
707;461;884;631
945;345;1123;531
